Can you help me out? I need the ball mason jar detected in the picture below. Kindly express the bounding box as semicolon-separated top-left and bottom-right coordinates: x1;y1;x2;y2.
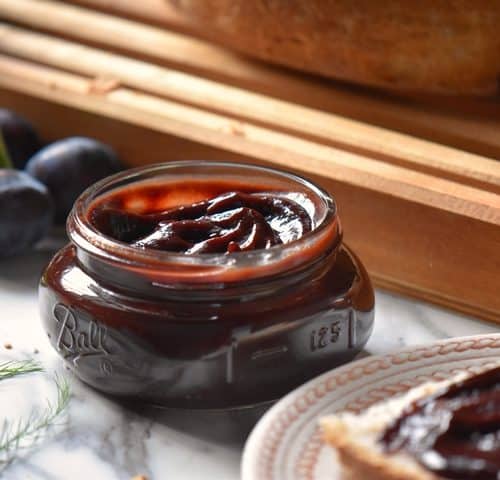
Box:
39;161;375;409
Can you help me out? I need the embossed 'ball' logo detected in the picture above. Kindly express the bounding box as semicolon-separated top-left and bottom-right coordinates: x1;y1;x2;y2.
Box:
53;303;77;352
52;303;111;365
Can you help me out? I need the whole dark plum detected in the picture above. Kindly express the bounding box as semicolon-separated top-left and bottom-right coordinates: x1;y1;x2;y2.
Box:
0;170;54;258
0;109;41;169
26;137;122;223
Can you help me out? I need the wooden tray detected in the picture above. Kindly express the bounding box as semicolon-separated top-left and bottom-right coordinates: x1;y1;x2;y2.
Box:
0;0;499;322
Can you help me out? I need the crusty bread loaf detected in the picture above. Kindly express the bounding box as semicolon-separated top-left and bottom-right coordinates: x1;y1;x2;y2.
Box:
167;1;500;95
319;373;470;480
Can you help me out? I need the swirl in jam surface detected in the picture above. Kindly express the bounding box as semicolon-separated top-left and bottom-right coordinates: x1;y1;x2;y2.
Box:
381;366;500;480
89;182;313;254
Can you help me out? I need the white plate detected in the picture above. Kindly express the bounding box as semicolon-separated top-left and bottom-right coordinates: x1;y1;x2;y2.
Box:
241;334;500;480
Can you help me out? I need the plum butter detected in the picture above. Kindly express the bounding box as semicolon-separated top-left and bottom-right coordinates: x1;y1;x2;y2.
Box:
381;366;500;479
39;162;374;408
89;190;313;253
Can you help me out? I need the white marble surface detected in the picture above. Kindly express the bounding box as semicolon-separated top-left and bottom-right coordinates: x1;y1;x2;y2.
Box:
0;241;497;480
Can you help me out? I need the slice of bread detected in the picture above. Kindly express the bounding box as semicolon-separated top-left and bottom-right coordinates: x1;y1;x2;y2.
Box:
319;373;471;480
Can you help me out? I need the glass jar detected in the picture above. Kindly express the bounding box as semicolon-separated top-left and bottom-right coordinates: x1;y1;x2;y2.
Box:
39;161;374;409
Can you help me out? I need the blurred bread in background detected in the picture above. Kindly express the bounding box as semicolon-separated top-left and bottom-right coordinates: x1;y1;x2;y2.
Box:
167;0;500;95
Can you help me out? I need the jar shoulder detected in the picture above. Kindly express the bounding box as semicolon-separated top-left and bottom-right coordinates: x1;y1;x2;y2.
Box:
41;243;374;318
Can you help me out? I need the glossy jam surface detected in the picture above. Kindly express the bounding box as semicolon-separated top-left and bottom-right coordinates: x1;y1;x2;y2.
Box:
381;366;500;479
89;189;312;254
88;192;312;254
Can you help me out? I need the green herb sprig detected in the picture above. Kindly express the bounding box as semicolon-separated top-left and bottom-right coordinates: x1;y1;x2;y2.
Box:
0;360;43;381
0;360;71;470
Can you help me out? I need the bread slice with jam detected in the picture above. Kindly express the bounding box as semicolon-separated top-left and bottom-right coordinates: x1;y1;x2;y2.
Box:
320;366;500;480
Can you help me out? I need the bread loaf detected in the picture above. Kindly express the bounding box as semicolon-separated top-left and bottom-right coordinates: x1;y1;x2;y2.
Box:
168;1;500;95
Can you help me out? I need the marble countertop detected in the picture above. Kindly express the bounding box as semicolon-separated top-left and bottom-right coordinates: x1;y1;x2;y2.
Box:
0;241;497;480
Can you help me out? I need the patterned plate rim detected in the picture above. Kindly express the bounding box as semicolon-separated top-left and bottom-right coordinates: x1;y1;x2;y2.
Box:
241;333;500;480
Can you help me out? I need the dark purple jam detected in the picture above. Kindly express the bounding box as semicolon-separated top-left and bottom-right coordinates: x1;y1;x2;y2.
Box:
381;366;500;480
90;190;312;254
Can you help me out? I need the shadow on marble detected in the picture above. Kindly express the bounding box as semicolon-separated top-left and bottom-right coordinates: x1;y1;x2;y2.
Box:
0;250;55;289
0;232;66;291
117;398;273;448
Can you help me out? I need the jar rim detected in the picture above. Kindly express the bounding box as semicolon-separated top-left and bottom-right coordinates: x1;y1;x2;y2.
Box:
68;161;340;283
